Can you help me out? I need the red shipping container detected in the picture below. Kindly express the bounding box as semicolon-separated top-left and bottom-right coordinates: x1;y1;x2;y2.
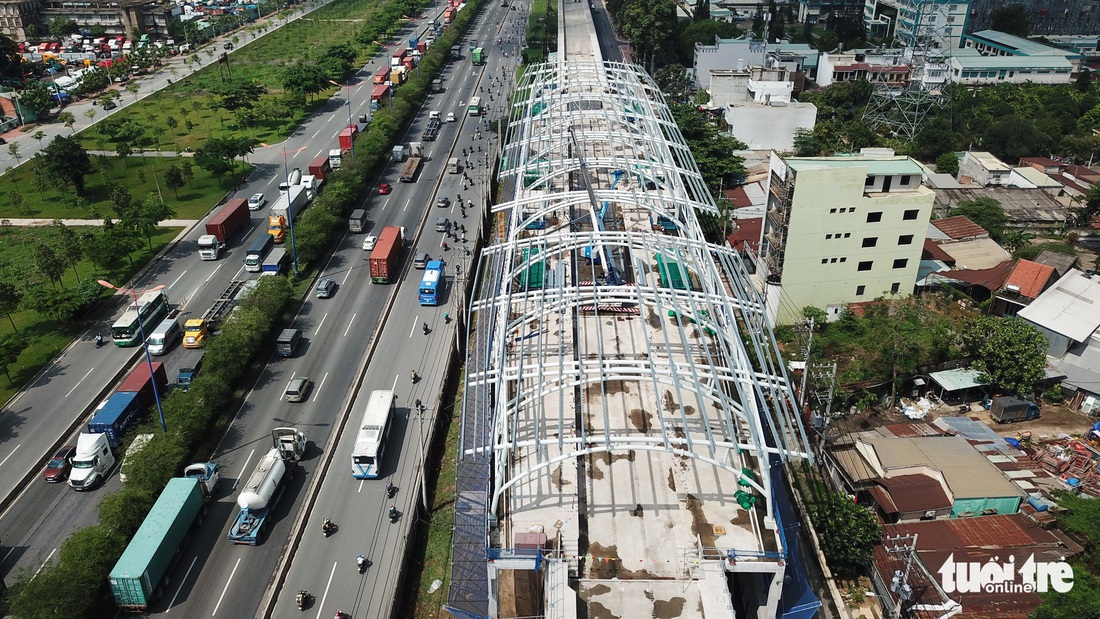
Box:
117;362;168;411
339;127;357;151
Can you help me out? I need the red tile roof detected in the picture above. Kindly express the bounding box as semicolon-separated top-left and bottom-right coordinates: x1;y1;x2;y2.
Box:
931;216;988;240
726;217;762;252
876;474;951;513
1003;259;1055;299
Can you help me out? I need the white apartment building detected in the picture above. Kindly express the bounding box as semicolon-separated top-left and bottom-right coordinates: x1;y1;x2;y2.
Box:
761;153;935;324
891;0;970;50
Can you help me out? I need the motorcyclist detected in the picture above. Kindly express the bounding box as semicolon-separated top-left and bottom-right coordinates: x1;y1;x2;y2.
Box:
322;518;334;536
389;504;399;521
296;590;307;610
410;369;417;383
423;322;429;334
94;333;103;348
356;554;367;572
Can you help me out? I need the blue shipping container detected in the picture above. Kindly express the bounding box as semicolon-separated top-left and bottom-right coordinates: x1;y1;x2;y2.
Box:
88;391;142;448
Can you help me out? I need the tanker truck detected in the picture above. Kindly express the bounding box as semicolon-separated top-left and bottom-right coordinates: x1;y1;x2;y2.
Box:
226;428;307;545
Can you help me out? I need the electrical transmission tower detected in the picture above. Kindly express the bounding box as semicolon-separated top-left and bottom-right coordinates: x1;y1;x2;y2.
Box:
862;0;953;141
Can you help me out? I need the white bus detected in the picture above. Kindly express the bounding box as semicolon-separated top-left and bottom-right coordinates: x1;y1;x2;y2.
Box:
351;390;396;479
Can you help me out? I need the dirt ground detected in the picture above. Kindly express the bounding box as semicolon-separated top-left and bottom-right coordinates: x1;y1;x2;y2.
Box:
844;399;1094;442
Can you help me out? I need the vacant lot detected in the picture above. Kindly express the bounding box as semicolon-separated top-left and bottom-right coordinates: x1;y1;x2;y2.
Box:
1;155;235;220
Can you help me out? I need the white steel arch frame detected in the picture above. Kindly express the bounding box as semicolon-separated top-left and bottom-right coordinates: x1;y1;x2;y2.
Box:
469;61;813;522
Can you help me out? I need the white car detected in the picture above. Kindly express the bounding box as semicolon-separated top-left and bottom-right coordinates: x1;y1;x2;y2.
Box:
247;193;266;210
446;112;456;122
362;235;378;251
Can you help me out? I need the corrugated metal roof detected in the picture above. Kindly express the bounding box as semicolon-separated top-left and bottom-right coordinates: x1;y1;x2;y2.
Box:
785;155;923;175
928;368;986;392
1018;269;1100;342
1032;249;1076;277
931;215;988;240
877;474;951;512
863;436;1024;500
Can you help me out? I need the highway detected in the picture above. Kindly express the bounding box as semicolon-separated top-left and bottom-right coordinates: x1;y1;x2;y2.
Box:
0;2;498;607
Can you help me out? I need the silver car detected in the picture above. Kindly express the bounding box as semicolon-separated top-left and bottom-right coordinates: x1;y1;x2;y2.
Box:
316;278;336;298
284;377;311;402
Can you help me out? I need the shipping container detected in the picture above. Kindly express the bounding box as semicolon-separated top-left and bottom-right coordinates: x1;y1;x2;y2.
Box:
369;226;403;283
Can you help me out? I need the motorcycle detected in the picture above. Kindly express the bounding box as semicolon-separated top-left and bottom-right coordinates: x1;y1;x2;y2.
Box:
94;333;103;349
388;504;400;523
334;611;346;619
322;518;335;537
356;554;368;574
444;312;451;324
386;480;398;498
422;322;429;335
295;590;309;611
410;370;418;383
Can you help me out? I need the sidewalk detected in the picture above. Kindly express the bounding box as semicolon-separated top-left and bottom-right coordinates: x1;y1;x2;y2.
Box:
1;218;199;227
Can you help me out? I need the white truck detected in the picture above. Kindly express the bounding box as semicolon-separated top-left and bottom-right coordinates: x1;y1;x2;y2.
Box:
69;432;117;491
329;147;343;170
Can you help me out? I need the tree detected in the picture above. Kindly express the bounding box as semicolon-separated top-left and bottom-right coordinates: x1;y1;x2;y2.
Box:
128;193;176;250
693;0;709;21
935;152;959;176
653;64;692;101
7;141;20;163
53;219;84;280
32;136;93;195
32;243;66;288
0;281;22;331
165;165;185;198
1075;68;1093;93
20;80;54;121
0;334;25;382
1031;567;1100;619
281;63;328;100
48;16;79;39
962;316;1047;397
951;197;1008;240
793;127;828;156
194;135;254;176
990;4;1029;36
210;80;266;111
806;491;881;578
983;114;1043;162
115;140;133;161
57;110;76;133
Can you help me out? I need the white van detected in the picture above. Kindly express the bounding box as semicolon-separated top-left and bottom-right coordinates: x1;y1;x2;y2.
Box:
120;433;155;483
146;317;181;356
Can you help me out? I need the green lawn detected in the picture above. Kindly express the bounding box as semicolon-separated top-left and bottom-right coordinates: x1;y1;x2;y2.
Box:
0;155;239;220
74;0;415;154
0;226;181;405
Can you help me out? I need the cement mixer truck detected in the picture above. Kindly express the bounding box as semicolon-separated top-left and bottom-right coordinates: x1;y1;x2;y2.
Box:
226;428;307;545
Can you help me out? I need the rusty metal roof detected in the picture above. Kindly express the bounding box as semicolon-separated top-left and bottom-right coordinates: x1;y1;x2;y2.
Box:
931;215;989;240
876;474;951;513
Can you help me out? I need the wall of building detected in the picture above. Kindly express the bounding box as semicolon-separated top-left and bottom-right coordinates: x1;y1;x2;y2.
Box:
949;59;1072;85
770;160;933;325
966;0;1100;36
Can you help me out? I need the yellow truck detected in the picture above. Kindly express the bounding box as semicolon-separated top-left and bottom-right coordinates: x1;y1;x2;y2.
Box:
183;281;245;348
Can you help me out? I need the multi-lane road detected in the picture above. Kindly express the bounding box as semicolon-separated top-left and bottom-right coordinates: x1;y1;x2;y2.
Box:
0;1;525;617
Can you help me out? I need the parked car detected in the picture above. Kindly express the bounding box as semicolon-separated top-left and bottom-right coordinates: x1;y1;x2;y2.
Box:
247;193;267;210
223;42;234;50
43;445;77;482
362;234;378;251
315;278;336;298
101;99;117;110
378;183;393;194
283;376;312;402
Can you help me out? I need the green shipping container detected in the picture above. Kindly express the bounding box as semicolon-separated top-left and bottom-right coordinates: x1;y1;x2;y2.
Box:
472;48;484;65
109;478;204;610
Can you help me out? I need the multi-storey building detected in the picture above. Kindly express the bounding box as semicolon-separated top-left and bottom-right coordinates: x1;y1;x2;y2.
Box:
760;153;935;324
890;0;971;49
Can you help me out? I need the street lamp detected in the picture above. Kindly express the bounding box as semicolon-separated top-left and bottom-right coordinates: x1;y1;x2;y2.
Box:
329;79;363;162
260;142;307;276
97;280;168;433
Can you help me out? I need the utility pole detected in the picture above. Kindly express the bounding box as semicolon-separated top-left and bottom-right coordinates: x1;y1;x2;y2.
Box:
884;533;918;619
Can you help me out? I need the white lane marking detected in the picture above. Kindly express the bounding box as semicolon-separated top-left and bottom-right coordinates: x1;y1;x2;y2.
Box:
211;557;242;616
410;316;421;339
391;374;399;391
402;198;410;212
312;372;328;402
314;313;328;336
268;173;279;186
65;369;94;398
231;450;255;491
32;548;56;579
340;268;353;285
343;313;356;337
204;263;223;283
166;556;198;611
168;270;187;289
332;129;340;139
314;561;339;619
317;149;325;158
311;128;322;139
358;478;365;493
0;445;20;468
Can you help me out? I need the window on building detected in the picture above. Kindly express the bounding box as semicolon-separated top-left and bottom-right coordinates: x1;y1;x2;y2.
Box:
840;257;847;262
826;233;833;239
830;257;838;263
899;175;911;186
891;282;901;294
856;285;866;296
862;237;878;247
830;208;837;213
899;234;914;245
858;261;873;271
903;209;919;220
865;176;875;186
893;258;908;269
867;212;883;223
821;258;828;264
844;233;851;238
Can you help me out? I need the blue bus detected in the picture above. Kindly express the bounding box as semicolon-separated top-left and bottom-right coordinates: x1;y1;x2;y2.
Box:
418;260;445;305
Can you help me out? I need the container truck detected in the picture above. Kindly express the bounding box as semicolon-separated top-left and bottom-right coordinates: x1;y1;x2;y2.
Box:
471;47;484;65
990;396;1041;423
349;209;367;233
399;156;422;182
370;226;404;283
198;198;250;260
227;428;306;545
308;156;331;180
329;148;344;170
244;232;275;273
371;84;390;111
117;362;168;412
339;127;357;151
262;248;290;275
374;66;390;84
392;144;407;162
431;78;444;93
88;391;143;449
183;281;245;348
268;185;308;243
108;464;221;610
68;432;116;490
